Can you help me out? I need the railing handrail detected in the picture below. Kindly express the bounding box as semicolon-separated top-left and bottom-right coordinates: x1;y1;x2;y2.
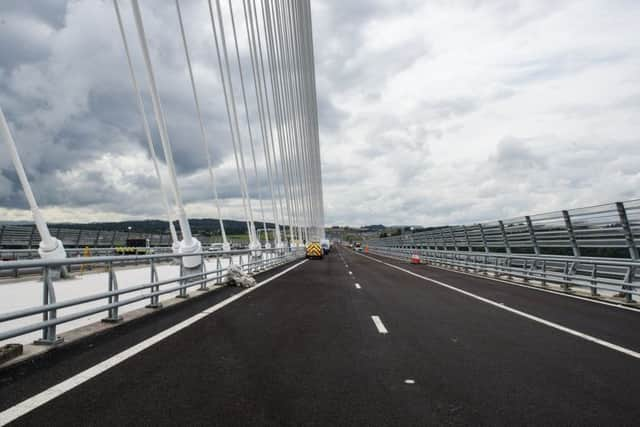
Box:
0;248;305;344
0;247;286;270
368;246;640;267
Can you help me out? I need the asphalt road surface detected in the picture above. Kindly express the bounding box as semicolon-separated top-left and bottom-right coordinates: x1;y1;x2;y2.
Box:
2;246;640;426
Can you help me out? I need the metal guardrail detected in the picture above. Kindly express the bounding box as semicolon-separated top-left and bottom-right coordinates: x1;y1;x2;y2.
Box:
366;246;640;301
366;200;640;301
0;247;304;345
368;199;640;259
0;247;174;279
0;224;247;250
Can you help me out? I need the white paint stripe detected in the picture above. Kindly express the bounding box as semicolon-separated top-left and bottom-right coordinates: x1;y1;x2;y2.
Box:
359;253;640;360
355;283;361;289
424;257;640;312
371;315;388;334
367;251;640;313
0;259;308;426
348;271;353;275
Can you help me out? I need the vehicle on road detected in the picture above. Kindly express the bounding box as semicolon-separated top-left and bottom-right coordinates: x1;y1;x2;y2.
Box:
116;238;151;255
320;239;331;254
354;242;362;252
305;241;323;259
207;243;224;252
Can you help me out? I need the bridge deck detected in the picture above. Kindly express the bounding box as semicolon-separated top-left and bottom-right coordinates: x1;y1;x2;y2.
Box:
2;247;640;425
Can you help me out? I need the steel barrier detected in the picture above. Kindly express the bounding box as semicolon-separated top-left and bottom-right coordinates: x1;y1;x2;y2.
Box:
0;224;248;250
368;199;640;259
0;247;304;345
365;199;640;302
365;246;640;302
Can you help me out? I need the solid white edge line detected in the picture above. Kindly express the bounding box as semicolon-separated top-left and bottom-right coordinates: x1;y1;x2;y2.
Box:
368;251;640;313
371;315;388;334
357;252;640;360
0;259;309;426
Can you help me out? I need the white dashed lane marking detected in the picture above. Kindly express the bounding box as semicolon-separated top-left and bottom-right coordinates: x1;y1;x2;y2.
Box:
371;315;389;334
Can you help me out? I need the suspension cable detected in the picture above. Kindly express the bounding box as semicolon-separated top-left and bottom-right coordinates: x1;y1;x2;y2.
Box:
227;0;268;248
175;0;229;248
113;0;179;249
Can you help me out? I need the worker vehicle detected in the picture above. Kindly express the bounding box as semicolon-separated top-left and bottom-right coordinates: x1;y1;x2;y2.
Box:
354;242;363;252
116;238;151;255
320;239;331;254
305;241;323;259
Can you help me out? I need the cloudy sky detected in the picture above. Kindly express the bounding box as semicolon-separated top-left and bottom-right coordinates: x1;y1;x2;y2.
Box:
1;0;639;228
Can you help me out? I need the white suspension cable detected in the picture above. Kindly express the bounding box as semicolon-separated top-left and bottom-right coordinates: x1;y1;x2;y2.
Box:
253;0;288;243
274;0;305;243
0;107;66;260
264;0;297;244
243;0;281;248
175;0;230;250
130;0;202;266
112;0;179;252
207;0;257;248
227;0;268;249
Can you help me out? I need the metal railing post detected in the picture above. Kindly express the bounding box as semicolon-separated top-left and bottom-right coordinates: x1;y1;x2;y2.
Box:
478;224;489;253
562;210;580;257
498;220;511;255
623;266;636;303
177;256;188;298
199;254;208;291
34;267;63;345
448;227;458;251
146;258;162;308
525;216;540;255
616;202;638;261
462;225;472;252
103;261;123;323
590;264;598;296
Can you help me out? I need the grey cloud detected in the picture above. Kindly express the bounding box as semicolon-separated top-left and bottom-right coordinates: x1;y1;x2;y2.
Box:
506;50;629;86
492;136;547;171
2;0;640;227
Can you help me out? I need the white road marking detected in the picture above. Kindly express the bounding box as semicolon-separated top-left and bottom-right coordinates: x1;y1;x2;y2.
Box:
348;271;353;275
369;251;640;313
355;283;361;289
358;253;640;360
371;315;389;334
0;259;309;426
404;379;415;384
